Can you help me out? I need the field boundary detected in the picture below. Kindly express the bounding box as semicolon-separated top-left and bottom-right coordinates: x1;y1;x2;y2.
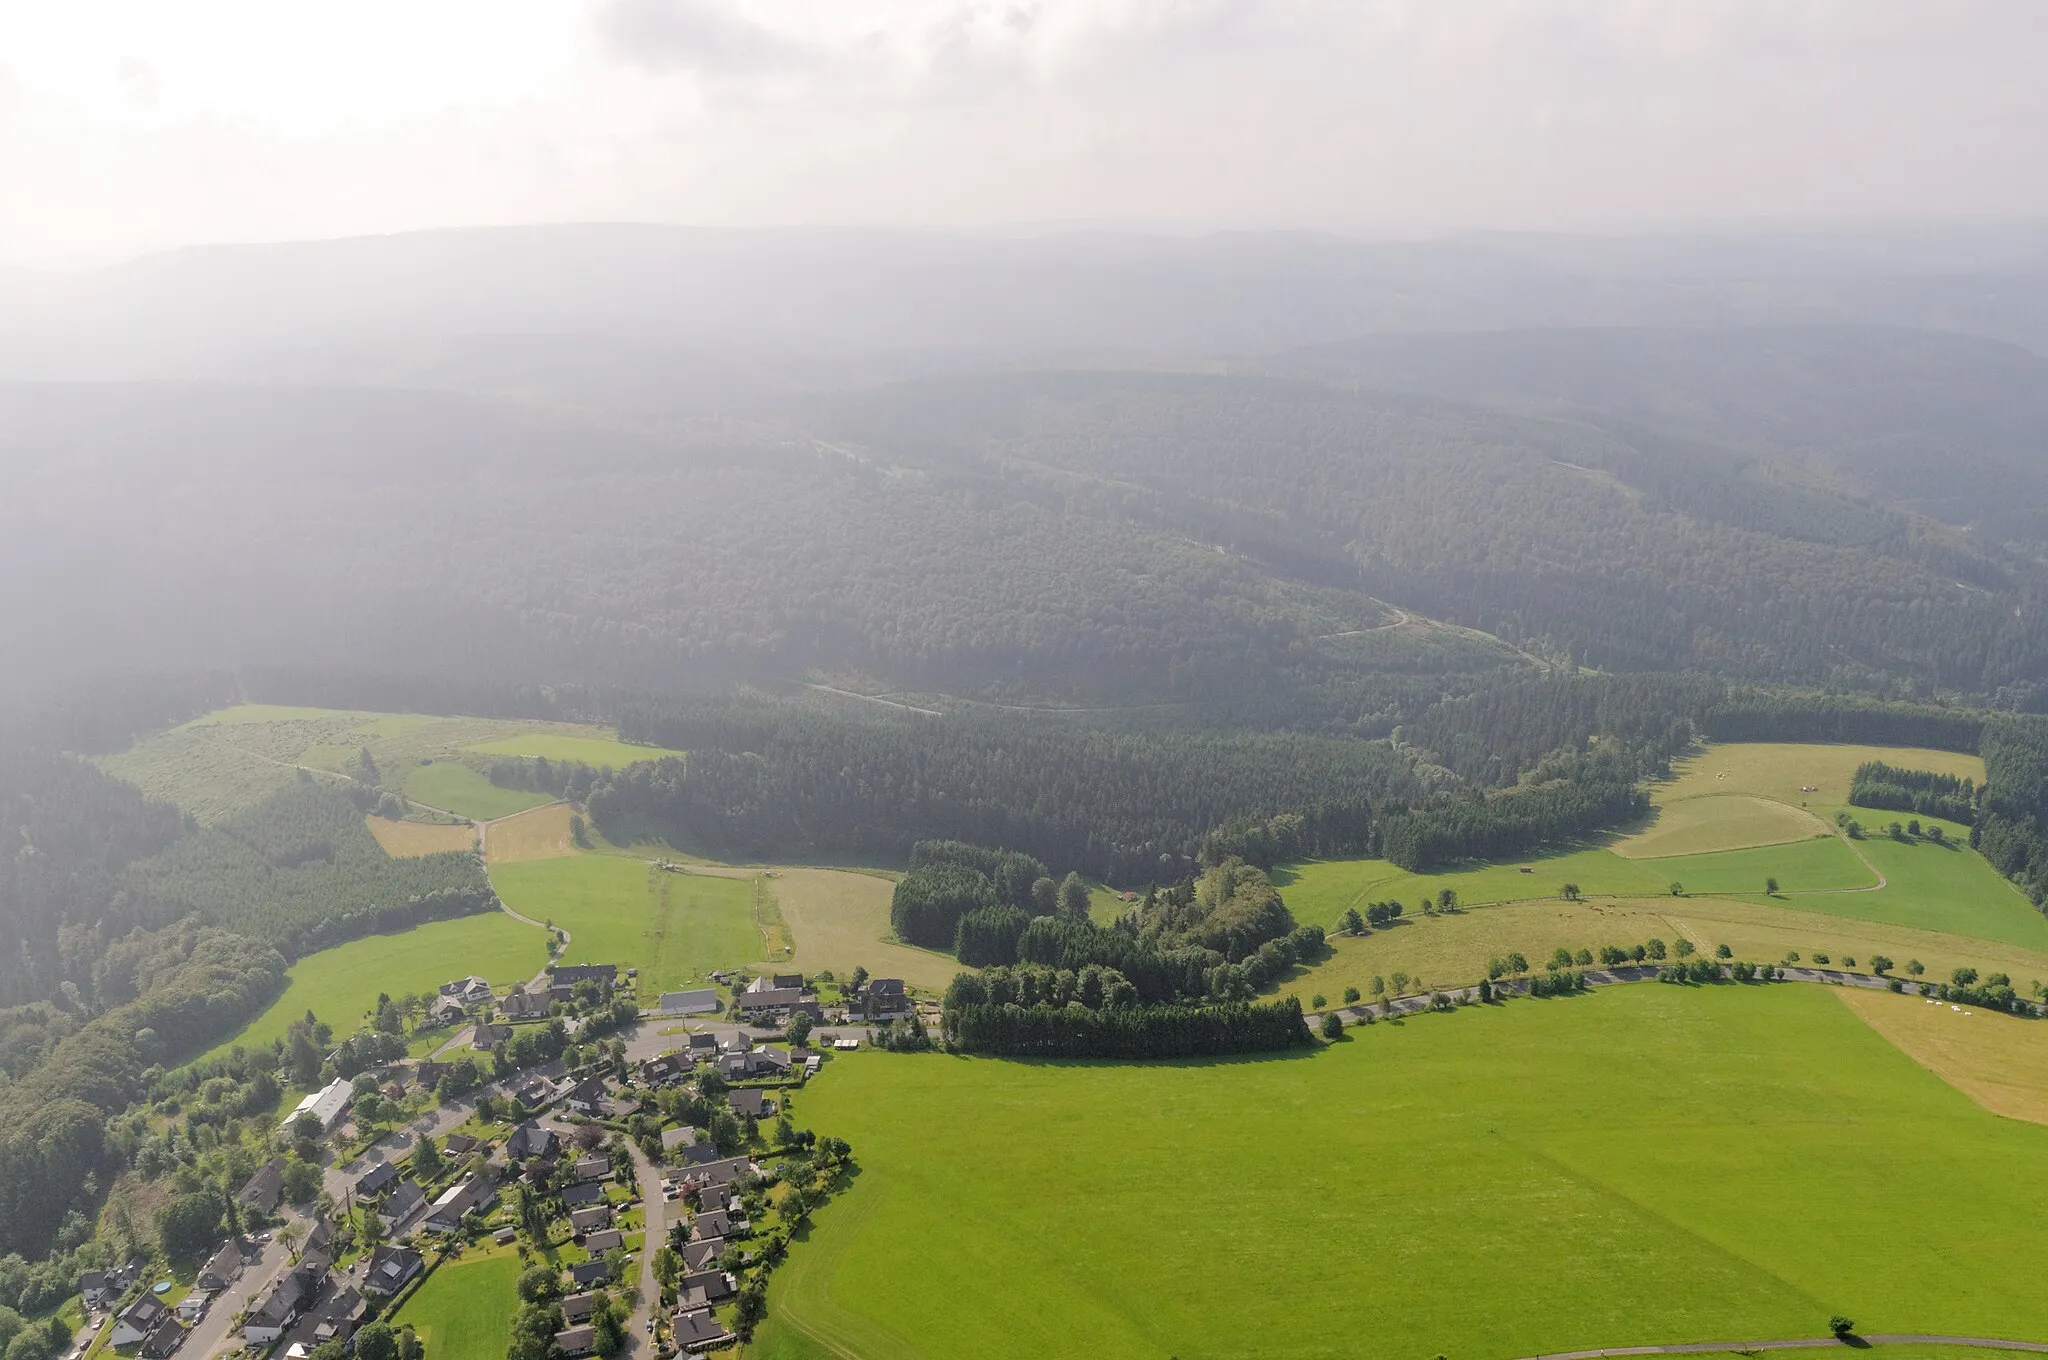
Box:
1511;1334;2048;1359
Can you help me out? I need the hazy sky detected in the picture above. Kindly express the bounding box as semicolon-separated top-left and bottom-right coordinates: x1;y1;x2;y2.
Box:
1;0;2044;266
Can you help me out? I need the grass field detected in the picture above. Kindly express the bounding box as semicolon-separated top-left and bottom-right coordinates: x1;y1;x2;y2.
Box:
196;913;549;1064
1648;741;1986;813
483;802;585;863
1614;793;1829;858
99;704;671;823
364;815;478;858
768;867;959;992
402;763;552;821
489;854;762;994
757;984;2048;1360
1836;987;2048;1126
395;1247;520;1360
462;733;684;767
1278;894;2048;1010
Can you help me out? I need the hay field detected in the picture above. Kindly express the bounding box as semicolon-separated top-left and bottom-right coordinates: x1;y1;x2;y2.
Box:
1837;987;2048;1126
768;867;957;991
364;816;477;858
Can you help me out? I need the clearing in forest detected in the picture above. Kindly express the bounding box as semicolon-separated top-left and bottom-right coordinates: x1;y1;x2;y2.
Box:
762;985;2048;1360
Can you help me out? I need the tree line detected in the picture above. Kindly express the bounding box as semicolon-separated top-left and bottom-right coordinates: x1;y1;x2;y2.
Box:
943;997;1312;1059
1850;761;1977;824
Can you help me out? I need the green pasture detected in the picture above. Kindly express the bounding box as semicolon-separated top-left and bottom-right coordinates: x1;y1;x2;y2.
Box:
402;762;552;821
489;853;762;993
760;984;2048;1360
463;733;683;768
195;912;549;1065
395;1248;521;1360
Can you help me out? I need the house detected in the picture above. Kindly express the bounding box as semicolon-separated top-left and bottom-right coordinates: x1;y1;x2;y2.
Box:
734;987;814;1021
111;1294;169;1347
472;1022;513;1050
279;1077;354;1135
675;1271;737;1312
425;1174;495;1233
685;1032;718;1060
661;1126;716;1165
429;997;466;1028
561;1182;606;1208
679;1238;724;1271
560;1293;599;1325
753;1047;793;1077
862;978;910;1020
242;1257;326;1346
442;1133;480;1157
355;1161;400;1197
641;1054;692;1086
439;976;494;1007
174;1294;207;1325
413;1060;452;1090
303;1219;334;1258
582;1228;624;1255
506;1121;558;1160
728;1088;771;1120
745;974;803;993
567;1260;612;1289
671;1309;734;1353
572;1154;611;1183
548;964;617;987
656;989;719;1016
685;1156;757;1190
363;1245;424;1297
239;1158;285;1214
79;1271;115;1312
570;1205;613;1234
553;1327;597;1358
564;1078;609;1116
377;1180;426;1232
690;1210;734;1242
514;1077;557;1109
501;990;551;1019
137;1314;186;1360
309;1287;365;1346
196;1242;244;1293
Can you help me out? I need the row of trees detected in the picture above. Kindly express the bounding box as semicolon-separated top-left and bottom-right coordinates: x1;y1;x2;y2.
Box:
1849;761;1978;824
944;997;1313;1058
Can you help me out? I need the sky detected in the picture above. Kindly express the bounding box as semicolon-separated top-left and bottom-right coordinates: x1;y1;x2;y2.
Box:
0;0;2044;266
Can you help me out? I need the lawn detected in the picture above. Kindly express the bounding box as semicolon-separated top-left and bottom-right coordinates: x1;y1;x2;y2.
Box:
195;912;549;1064
463;733;684;768
489;853;762;993
758;984;2048;1360
395;1247;521;1360
403;762;552;821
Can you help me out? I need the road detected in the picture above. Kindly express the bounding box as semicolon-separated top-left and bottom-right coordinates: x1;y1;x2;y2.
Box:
183;1234;293;1360
621;1134;666;1357
1511;1334;2048;1360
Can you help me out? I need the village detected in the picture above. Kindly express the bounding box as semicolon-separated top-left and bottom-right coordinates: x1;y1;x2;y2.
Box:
68;964;915;1360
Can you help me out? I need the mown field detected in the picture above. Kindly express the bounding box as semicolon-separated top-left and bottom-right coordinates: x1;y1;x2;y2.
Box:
99;704;679;823
364;815;478;858
196;912;549;1064
395;1247;521;1360
1836;987;2048;1126
768;867;958;992
488;853;763;995
756;984;2048;1360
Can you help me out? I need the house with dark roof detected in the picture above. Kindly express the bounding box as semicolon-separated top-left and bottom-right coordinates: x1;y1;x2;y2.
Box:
685;1032;717;1059
684;1156;757;1190
506;1121;558;1160
564;1078;609;1116
309;1286;366;1346
547;964;616;987
561;1182;606;1208
566;1260;612;1289
728;1088;772;1120
671;1308;734;1353
553;1327;597;1358
473;1022;513;1050
501;989;551;1019
425;1174;495;1233
429;997;467;1028
679;1238;725;1271
354;1161;400;1197
111;1294;169;1347
195;1242;244;1293
734;986;815;1021
571;1154;611;1183
376;1179;426;1232
137;1313;186;1360
582;1229;623;1255
242;1257;326;1345
78;1270;115;1313
238;1158;285;1214
675;1271;737;1312
661;1126;718;1165
689;1210;734;1242
862;977;909;1020
364;1244;424;1296
441;1133;480;1156
569;1205;613;1234
560;1292;599;1325
641;1054;692;1086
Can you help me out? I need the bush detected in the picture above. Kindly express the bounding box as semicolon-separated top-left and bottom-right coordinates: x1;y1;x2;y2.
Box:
1319;1012;1343;1041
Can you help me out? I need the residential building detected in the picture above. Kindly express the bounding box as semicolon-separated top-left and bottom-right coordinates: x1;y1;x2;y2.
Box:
641;1054;692;1086
572;1154;610;1183
570;1205;612;1234
473;1022;512;1050
734;986;815;1021
196;1242;243;1293
675;1271;737;1312
567;1260;611;1289
278;1078;353;1135
656;989;718;1016
363;1245;424;1297
242;1257;326;1346
862;978;910;1020
547;964;616;987
111;1295;169;1347
564;1078;609;1116
553;1327;597;1358
175;1295;207;1325
501;990;551;1019
137;1314;186;1360
238;1159;285;1214
425;1174;495;1233
679;1238;724;1271
506;1121;558;1160
376;1180;426;1232
441;1133;480;1156
429;997;466;1028
671;1309;734;1353
728;1088;772;1120
690;1210;734;1242
355;1161;400;1197
78;1271;115;1313
561;1182;605;1208
582;1229;623;1255
560;1293;599;1325
309;1287;365;1346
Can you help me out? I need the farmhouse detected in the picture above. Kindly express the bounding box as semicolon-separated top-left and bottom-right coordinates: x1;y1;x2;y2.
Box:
658;989;719;1016
582;1228;623;1254
502;989;551;1019
363;1245;423;1296
111;1294;169;1347
548;963;617;987
196;1241;243;1293
238;1158;285;1214
279;1078;353;1134
734;986;816;1022
671;1309;734;1353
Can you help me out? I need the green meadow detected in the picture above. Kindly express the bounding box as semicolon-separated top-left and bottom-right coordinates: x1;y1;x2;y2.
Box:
759;984;2048;1360
195;911;549;1064
489;853;763;994
395;1248;521;1360
401;761;552;820
461;732;684;768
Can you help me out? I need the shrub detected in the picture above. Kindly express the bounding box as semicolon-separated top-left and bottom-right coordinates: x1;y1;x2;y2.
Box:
1319;1012;1344;1041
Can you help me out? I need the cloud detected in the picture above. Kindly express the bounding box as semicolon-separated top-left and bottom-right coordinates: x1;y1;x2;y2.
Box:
594;0;810;75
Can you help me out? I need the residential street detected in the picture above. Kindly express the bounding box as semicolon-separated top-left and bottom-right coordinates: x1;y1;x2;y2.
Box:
183;1233;293;1360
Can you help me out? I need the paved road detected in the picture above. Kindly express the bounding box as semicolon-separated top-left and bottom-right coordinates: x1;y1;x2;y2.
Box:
621;1135;666;1356
184;1233;294;1360
1512;1334;2048;1359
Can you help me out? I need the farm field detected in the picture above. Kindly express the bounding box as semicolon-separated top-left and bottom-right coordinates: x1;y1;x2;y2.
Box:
489;853;762;995
767;867;958;992
195;912;549;1065
98;704;673;823
1613;793;1827;858
394;1247;521;1360
483;802;586;863
364;815;477;858
1278;894;2048;1012
1646;741;1985;813
759;984;2048;1360
402;761;551;821
1835;987;2048;1126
